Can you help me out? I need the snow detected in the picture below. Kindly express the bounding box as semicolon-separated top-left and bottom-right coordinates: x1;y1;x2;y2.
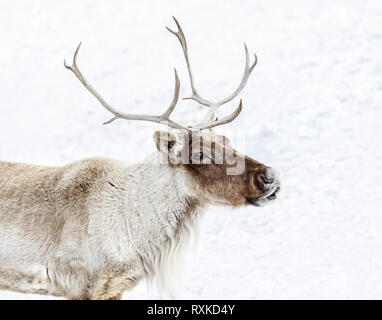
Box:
0;0;381;299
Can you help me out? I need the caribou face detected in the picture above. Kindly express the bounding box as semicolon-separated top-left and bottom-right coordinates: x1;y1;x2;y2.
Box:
154;130;281;207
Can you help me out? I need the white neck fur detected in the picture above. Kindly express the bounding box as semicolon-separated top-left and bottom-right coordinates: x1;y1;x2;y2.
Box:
121;153;203;298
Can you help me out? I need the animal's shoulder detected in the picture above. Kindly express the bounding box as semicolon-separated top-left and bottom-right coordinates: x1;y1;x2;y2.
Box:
57;157;126;194
64;157;125;177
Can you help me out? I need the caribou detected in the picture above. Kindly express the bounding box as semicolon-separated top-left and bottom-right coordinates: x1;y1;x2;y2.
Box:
0;17;280;299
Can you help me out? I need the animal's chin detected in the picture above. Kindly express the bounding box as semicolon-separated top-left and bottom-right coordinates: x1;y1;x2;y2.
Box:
246;187;280;207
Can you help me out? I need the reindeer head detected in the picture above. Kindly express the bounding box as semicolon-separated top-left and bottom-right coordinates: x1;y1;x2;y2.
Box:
64;17;280;208
153;129;280;207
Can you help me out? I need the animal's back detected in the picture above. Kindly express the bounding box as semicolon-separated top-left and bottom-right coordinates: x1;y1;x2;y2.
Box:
0;158;122;273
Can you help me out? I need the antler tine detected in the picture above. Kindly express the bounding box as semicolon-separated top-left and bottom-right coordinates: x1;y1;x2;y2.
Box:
64;43;189;130
166;16;213;107
203;43;257;122
215;43;257;107
195;99;243;131
161;68;180;119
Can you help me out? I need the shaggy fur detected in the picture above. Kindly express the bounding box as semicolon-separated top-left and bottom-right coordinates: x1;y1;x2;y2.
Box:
0;130;277;299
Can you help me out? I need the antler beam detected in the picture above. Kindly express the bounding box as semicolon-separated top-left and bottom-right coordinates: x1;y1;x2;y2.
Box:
64;42;188;130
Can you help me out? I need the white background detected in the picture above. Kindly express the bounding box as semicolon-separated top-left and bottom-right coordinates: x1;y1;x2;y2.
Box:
0;0;381;299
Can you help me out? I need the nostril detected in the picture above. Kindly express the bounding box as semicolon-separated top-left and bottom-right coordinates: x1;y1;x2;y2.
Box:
260;174;274;185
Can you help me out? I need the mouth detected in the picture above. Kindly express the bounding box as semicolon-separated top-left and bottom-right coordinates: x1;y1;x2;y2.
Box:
246;186;280;207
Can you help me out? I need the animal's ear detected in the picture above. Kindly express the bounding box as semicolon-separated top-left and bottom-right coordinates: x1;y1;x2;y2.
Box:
153;130;186;163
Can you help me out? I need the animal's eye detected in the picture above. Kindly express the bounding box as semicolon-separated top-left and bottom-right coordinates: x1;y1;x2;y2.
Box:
193;152;204;161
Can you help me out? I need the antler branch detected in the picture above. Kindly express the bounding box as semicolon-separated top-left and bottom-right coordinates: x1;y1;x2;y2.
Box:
166;16;257;125
166;19;212;107
64;43;188;130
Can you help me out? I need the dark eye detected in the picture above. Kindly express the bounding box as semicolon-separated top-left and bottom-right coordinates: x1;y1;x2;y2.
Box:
193;152;204;161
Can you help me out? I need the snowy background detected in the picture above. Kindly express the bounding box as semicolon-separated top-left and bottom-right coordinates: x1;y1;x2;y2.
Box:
0;0;381;299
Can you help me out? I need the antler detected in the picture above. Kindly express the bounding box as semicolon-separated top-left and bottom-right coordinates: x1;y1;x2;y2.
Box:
166;16;257;128
64;42;188;130
64;18;256;132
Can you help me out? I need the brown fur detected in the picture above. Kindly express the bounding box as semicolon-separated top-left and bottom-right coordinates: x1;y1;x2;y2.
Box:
181;133;267;207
